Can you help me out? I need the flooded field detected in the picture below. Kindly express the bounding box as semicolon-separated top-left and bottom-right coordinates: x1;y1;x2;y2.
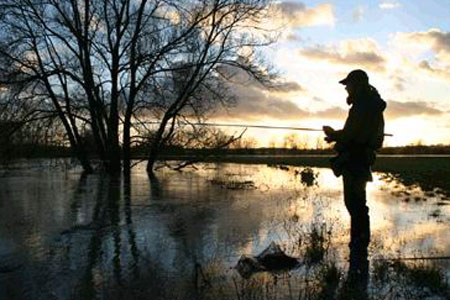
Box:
0;159;449;299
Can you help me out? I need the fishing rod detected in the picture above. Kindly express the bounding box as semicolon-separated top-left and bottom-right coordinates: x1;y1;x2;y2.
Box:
146;121;394;137
375;256;450;261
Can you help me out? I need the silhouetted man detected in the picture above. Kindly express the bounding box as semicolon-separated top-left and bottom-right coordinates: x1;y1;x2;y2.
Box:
323;69;386;280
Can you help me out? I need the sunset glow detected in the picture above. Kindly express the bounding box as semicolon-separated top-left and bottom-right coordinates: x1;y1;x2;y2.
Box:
213;1;450;147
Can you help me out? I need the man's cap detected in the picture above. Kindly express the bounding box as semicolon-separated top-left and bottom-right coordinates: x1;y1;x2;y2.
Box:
339;69;369;85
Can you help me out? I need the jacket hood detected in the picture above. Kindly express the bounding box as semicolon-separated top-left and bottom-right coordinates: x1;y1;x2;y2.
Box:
369;86;387;112
354;85;386;112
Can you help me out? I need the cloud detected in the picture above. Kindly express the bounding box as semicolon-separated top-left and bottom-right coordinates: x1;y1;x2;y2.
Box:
379;1;401;10
299;39;386;71
271;81;305;93
313;106;347;119
389;73;407;91
211;67;337;121
313;96;325;102
301;48;385;68
214;87;348;121
391;29;450;81
214;84;447;122
385;99;445;119
393;29;450;62
353;6;365;22
274;2;335;29
214;85;309;121
285;33;303;42
213;63;447;123
417;60;450;81
237;2;334;41
212;72;343;121
212;65;307;120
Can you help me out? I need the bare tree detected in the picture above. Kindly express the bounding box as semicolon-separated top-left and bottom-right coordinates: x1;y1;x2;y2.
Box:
0;0;276;174
142;0;276;173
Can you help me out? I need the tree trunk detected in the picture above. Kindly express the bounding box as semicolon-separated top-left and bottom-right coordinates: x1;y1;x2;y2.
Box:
146;117;170;173
123;114;132;174
146;143;159;174
106;51;121;174
74;145;94;173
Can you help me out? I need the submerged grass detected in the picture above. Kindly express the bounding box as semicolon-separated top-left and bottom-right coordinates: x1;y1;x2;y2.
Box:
392;260;450;296
304;223;332;265
77;222;450;300
187;220;450;300
209;178;256;190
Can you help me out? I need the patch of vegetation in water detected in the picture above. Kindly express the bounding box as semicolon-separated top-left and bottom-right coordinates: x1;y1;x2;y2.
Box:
209;178;256;190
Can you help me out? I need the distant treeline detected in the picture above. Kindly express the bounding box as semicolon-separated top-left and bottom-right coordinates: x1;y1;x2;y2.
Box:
378;145;450;155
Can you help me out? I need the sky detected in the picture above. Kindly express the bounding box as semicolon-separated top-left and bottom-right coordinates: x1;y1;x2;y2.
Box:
213;0;450;147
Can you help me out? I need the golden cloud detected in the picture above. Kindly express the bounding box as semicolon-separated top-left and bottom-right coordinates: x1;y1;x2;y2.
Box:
385;99;446;119
416;60;450;81
271;81;305;94
215;97;447;123
274;2;335;28
388;73;407;91
298;38;386;71
393;29;450;63
213;84;309;121
213;70;447;122
235;2;335;41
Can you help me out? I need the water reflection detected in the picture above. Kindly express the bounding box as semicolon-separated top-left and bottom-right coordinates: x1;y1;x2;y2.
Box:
0;161;448;299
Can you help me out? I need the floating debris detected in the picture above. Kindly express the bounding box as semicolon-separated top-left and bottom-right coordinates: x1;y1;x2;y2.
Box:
295;167;317;187
414;196;424;202
267;164;289;171
429;209;441;218
278;165;290;171
424;191;437;198
209;179;256;190
235;242;299;278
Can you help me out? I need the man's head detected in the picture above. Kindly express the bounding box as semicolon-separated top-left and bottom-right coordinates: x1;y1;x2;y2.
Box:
339;69;369;103
339;69;369;86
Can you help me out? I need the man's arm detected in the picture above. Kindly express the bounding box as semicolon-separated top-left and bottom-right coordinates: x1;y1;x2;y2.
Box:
323;106;370;144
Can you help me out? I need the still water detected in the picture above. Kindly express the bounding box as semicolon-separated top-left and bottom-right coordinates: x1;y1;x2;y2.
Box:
0;160;449;299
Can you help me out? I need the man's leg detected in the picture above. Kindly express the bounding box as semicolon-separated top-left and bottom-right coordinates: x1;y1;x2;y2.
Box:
343;173;370;267
343;173;370;297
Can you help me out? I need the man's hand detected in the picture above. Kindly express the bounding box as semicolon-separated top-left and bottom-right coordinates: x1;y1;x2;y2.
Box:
322;125;335;136
324;136;334;143
323;126;335;143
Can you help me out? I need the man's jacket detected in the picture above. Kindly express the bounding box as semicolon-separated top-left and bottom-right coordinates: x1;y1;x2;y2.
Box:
331;86;387;180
